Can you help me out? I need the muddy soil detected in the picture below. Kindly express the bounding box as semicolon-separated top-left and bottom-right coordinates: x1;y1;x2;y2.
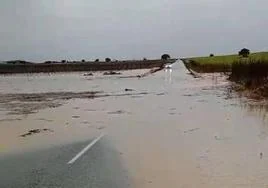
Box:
0;91;150;115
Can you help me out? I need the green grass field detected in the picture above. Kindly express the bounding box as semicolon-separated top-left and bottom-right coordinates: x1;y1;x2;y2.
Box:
189;51;268;65
182;51;268;98
182;51;268;73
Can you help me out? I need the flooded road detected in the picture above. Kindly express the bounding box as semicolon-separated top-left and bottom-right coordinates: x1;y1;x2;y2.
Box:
1;62;268;187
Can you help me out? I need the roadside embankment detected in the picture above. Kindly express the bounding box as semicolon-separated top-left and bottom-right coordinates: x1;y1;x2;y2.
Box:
182;52;268;99
229;59;268;99
181;52;268;73
0;59;177;74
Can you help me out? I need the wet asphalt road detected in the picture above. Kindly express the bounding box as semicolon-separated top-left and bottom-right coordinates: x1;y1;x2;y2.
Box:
0;137;129;188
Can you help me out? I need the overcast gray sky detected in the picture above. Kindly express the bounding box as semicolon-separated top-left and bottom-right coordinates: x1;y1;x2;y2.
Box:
0;0;267;62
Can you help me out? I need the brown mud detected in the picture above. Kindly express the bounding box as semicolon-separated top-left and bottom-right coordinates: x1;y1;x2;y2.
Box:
20;129;54;138
119;66;165;78
0;91;150;115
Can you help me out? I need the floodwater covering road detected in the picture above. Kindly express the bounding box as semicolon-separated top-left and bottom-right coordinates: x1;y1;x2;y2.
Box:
1;61;268;187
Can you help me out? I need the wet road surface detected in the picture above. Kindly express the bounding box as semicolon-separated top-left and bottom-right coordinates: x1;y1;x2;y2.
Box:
1;62;268;187
0;136;130;188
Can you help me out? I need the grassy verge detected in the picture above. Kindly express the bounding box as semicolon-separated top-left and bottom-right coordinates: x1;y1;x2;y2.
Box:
182;51;268;98
182;51;268;73
229;59;268;99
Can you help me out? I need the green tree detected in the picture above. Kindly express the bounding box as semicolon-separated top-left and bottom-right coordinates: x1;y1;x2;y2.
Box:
239;48;250;57
161;54;171;60
105;58;111;62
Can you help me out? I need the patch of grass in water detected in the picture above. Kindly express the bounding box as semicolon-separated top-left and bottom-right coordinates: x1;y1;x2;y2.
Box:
229;59;268;99
230;59;268;85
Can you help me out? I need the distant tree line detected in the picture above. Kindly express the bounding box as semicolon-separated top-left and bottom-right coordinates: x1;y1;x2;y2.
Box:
207;48;251;58
42;54;173;64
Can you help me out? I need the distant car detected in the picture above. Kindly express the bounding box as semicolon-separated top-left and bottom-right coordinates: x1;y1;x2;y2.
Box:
165;64;172;69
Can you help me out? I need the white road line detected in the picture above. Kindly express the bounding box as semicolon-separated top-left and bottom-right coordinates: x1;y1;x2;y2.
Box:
67;134;104;165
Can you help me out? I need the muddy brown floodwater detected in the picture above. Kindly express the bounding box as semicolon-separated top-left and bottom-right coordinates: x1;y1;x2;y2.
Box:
1;63;268;187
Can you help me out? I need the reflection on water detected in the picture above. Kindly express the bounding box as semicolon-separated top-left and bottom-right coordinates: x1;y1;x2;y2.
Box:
165;68;172;83
239;102;268;140
242;103;268;115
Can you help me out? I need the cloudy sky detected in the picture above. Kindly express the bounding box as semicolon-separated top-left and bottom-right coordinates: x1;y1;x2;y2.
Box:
0;0;267;62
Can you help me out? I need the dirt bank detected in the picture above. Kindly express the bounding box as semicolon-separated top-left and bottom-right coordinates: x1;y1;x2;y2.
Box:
0;59;177;74
181;58;231;73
